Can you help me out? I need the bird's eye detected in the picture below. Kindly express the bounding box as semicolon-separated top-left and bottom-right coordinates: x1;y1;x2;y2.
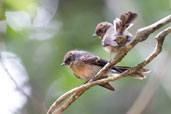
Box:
66;58;71;62
97;29;103;34
99;29;102;32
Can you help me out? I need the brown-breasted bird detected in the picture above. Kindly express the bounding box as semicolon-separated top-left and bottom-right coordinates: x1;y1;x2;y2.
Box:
93;12;138;57
61;50;150;91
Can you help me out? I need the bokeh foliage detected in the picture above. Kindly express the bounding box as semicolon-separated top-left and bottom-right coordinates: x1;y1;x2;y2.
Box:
0;0;171;114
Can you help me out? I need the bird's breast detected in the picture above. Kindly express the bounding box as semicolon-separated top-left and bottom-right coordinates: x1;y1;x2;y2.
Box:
103;46;120;54
71;61;101;80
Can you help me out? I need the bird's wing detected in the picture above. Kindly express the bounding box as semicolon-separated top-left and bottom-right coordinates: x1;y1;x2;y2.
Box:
81;54;107;67
102;34;118;47
113;18;122;34
81;54;121;72
113;12;138;34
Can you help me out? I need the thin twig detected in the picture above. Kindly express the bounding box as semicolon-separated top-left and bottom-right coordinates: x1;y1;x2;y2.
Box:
47;15;171;114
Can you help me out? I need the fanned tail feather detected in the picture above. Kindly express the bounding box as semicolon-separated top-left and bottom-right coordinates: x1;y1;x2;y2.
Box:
120;12;138;27
113;12;138;34
131;68;151;79
112;66;151;79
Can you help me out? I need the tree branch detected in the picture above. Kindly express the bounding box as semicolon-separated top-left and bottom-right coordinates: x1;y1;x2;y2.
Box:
47;15;171;114
91;15;171;81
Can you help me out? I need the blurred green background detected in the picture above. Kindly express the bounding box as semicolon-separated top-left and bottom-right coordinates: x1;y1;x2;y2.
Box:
0;0;171;114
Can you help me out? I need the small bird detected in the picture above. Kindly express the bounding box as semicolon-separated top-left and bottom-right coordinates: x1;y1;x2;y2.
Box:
61;50;150;91
93;12;138;58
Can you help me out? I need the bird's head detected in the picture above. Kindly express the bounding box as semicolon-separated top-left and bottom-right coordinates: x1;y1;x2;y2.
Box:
92;22;112;39
61;51;76;67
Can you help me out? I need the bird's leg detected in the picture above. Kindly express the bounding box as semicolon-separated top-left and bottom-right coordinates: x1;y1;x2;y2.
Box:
110;53;112;60
109;52;112;63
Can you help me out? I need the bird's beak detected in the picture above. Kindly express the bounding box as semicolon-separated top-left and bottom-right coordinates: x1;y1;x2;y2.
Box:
92;33;96;37
60;62;65;66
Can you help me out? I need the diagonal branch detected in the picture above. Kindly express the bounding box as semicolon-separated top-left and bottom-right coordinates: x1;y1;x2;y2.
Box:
47;15;171;114
126;26;171;114
53;26;170;113
92;15;171;81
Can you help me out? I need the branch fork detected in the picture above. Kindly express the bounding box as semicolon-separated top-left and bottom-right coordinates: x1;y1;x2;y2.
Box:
47;15;171;114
